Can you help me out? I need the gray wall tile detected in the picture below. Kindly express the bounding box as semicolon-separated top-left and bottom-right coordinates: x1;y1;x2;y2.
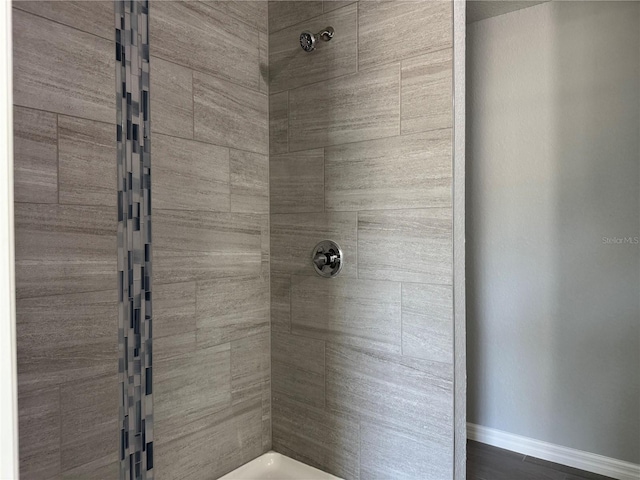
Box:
13;9;115;123
155;398;262;480
14;204;116;298
272;393;360;479
58;116;116;207
154;282;197;361
326;343;453;438
360;421;453;480
291;275;402;354
150;57;194;139
194;72;268;155
150;1;261;91
323;2;355;13
288;63;400;151
59;454;119;480
271;212;357;277
358;208;453;284
272;332;325;407
154;209;263;284
270;149;325;214
230;149;269;214
231;332;271;402
402;283;453;364
13;1;114;40
259;31;269;94
18;385;60;480
196;276;269;348
269;91;289;155
13;106;58;204
269;4;357;93
60;374;118;471
271;275;291;333
16;290;117;390
202;1;268;33
401;48;453;134
358;1;452;70
154;134;230;212
325;130;452;211
268;1;323;33
155;343;232;444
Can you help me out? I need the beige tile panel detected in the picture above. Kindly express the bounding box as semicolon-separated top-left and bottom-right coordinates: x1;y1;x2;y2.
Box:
150;1;261;91
153;209;263;284
150;56;193;139
325;130;452;211
358;208;453;284
401;48;453;134
271;274;291;333
193;72;268;155
288;63;400;151
13;9;115;123
360;421;453;480
201;1;268;32
155;397;262;480
13;106;58;204
196;276;269;348
154;134;230;212
269;92;288;155
358;1;452;70
272;393;360;479
230;149;269;214
325;343;453;438
155;343;232;444
272;331;325;407
270;149;324;214
58;116;116;207
18;385;60;480
269;4;357;93
268;1;323;33
13;1;114;40
271;212;357;278
402;283;453;364
291;275;402;354
60;374;119;472
16;290;117;390
14;204;117;298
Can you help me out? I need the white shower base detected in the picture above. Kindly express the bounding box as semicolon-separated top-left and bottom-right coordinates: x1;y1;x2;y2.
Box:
219;452;342;480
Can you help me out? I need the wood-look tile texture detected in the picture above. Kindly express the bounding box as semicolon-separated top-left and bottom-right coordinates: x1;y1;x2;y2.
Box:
150;56;193;138
270;149;325;213
268;2;455;477
358;208;453;284
58;116;116;207
358;0;452;70
291;275;402;353
154;134;230;212
325;130;452;211
230;149;269;214
288;63;400;151
231;332;271;404
13;106;58;204
269;4;357;93
150;1;261;91
201;1;268;33
13;8;115;123
153;282;197;361
194;71;268;154
401;49;453;134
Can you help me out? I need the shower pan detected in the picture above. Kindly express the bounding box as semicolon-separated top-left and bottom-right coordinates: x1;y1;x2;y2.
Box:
10;0;466;479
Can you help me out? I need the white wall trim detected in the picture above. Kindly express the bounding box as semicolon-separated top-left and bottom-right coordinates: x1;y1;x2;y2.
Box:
468;423;640;480
0;0;19;478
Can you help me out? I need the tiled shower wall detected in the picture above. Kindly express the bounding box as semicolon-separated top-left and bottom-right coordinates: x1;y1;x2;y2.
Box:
148;2;271;479
268;1;455;479
13;2;119;478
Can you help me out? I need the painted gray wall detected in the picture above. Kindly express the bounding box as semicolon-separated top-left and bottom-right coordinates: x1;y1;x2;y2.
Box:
467;1;640;464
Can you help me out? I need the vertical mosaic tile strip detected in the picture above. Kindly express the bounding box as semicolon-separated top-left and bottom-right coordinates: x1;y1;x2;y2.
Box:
116;1;153;478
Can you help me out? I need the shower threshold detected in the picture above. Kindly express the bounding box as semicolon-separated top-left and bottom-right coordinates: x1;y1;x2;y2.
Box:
218;452;342;480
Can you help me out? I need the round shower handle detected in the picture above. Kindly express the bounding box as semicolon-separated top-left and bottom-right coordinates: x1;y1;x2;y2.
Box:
311;240;343;278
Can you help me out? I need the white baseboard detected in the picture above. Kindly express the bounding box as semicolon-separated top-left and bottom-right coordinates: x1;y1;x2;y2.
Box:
467;423;640;480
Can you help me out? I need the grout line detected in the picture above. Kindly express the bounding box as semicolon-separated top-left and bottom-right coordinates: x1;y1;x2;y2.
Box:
155;131;268;158
197;0;268;37
13;105;116;127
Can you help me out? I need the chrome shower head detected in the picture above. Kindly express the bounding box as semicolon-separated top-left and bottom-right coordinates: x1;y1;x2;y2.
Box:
300;27;334;52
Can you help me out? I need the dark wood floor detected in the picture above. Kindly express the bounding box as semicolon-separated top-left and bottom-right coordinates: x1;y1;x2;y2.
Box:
467;441;616;480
